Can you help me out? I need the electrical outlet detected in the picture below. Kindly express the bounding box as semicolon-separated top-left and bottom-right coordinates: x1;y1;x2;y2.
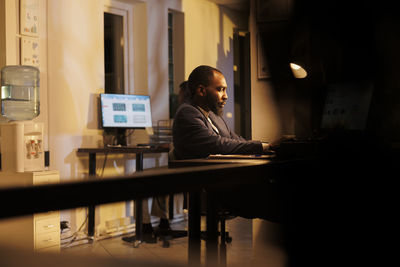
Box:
60;220;70;232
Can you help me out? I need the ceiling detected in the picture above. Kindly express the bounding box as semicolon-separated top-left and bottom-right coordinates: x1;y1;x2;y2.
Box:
207;0;250;12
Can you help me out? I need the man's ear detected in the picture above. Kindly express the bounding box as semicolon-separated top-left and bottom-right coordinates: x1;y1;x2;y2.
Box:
196;85;206;96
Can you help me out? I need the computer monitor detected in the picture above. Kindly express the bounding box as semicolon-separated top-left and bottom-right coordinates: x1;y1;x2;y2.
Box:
100;93;152;146
100;93;152;129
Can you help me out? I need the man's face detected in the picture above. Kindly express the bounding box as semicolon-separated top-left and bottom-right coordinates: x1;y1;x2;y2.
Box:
204;71;228;116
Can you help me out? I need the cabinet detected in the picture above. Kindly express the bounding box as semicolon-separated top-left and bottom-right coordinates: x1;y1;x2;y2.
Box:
0;170;60;252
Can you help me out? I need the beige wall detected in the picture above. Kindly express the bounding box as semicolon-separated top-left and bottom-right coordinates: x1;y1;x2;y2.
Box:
0;0;19;67
249;0;281;142
1;0;282;237
47;0;106;232
183;0;247;130
47;0;104;168
0;0;49;142
45;0;249;235
0;0;6;68
249;0;284;265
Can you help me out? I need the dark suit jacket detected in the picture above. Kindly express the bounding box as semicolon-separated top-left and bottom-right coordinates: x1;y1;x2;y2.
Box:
172;103;263;159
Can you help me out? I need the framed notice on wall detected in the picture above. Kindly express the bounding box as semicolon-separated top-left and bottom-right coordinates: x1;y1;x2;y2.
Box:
20;0;40;37
21;37;39;67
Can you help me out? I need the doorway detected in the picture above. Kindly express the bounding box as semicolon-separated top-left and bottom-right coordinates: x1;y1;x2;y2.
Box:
233;31;251;139
104;12;125;94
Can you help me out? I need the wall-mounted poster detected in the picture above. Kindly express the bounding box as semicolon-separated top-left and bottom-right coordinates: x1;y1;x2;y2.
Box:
20;0;40;37
21;37;39;67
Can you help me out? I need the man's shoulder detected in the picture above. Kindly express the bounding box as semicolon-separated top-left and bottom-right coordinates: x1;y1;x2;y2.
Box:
175;103;201;116
177;102;195;110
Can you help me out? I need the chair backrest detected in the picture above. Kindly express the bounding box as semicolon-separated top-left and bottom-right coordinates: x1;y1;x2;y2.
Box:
168;145;177;161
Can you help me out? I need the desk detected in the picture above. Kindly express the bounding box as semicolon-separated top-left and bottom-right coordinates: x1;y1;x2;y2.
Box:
169;157;272;266
0;158;273;266
77;146;169;241
1;150;397;266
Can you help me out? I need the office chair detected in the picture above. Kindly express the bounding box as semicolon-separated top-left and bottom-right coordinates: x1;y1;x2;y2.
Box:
199;191;235;244
168;148;235;246
163;192;234;248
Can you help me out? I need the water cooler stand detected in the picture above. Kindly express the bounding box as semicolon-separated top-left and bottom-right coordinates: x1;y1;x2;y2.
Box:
1;121;44;172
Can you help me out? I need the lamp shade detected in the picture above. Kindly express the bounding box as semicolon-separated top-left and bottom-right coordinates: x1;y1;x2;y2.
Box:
290;62;307;78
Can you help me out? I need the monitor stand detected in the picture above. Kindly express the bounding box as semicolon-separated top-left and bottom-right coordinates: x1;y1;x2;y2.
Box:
104;128;128;146
115;128;127;146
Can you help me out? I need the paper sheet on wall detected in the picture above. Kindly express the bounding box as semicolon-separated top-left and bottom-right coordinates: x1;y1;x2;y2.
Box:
21;37;40;67
20;0;40;37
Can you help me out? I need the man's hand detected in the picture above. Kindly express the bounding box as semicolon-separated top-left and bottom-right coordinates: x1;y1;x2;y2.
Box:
262;143;276;155
262;142;271;152
262;139;281;154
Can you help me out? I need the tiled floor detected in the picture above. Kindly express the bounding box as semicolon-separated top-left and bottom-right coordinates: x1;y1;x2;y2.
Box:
60;217;254;267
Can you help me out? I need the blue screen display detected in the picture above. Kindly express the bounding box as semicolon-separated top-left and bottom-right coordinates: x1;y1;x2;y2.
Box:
100;94;152;128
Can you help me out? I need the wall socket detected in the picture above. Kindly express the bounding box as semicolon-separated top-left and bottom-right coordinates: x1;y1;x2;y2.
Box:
60;220;70;232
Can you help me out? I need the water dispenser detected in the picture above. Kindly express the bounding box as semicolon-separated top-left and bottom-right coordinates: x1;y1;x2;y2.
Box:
1;65;40;120
0;65;44;172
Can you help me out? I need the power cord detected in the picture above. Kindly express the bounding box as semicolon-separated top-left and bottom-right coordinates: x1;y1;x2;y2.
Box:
100;152;108;177
60;213;89;248
125;129;135;138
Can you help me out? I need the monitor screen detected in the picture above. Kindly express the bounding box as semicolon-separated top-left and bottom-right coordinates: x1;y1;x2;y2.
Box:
100;93;152;129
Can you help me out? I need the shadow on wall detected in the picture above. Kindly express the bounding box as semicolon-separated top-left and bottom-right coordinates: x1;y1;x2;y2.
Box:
65;135;101;180
215;5;243;132
86;93;101;130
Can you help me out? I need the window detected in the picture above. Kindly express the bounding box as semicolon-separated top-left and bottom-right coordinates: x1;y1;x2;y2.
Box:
104;12;125;94
104;1;134;94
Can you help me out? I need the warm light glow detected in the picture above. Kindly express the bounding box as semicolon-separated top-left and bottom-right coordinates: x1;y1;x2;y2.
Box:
290;63;301;70
290;63;307;78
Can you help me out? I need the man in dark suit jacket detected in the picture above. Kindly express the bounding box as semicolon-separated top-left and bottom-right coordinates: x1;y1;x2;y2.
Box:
172;65;282;222
173;65;273;159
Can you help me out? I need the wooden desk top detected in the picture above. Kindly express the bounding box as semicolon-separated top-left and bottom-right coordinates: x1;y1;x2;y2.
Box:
169;157;272;168
77;144;170;154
